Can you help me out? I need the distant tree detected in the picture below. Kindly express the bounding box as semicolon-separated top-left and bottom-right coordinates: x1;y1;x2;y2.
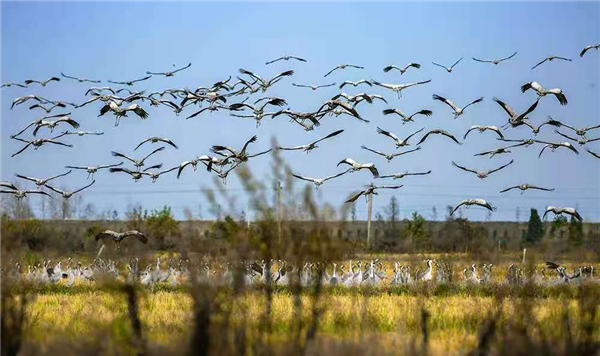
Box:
431;206;438;221
145;206;180;249
445;205;454;221
404;212;429;247
568;215;584;245
523;208;544;245
515;207;521;223
382;196;401;239
550;215;568;237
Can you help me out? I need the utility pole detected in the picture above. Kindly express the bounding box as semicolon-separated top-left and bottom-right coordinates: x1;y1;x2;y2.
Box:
276;181;282;245
246;200;250;228
366;191;373;247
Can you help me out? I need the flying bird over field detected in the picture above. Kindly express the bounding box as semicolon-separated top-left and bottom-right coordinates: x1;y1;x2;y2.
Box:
543;206;583;222
239;68;294;92
265;55;307;65
111;147;165;170
371;79;431;98
432;94;483;119
382;108;432;124
500;184;554;194
451;199;496;215
345;184;403;203
534;140;579;157
146;62;191;77
339;80;372;89
108;75;152;86
521;81;568;105
15;170;72;188
66;162;123;179
276;129;343;153
337;158;379;178
383;63;421;75
11;137;72;157
176;155;214;178
472;52;517;65
452;160;514;179
2;82;28;88
376;127;423;148
0;189;52;200
579;44;600;57
134;137;178;151
46;180;96;199
361;145;421;163
416;129;461;146
61;72;101;83
463;125;504;140
292;83;336;90
530;56;572;70
431;58;463;73
24;77;60;86
291;169;350;189
324;64;364;77
378;170;431;180
95;230;148;245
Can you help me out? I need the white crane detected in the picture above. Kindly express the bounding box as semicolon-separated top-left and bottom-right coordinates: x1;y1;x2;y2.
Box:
473;143;524;158
500;184;554;195
176;155;214;178
24;76;60;86
134;137;178;151
146;62;191;77
337;158;379;178
338;79;372;89
378;170;431;180
66;162;123;179
324;64;364;77
345;183;403;203
265;55;306;65
492;97;540;129
142;166;179;183
12;112;75;137
416;129;462;146
376;126;423;148
239;68;294;91
452;159;514;179
11;137;73;157
107;75;152;86
383;63;421;75
291;169;350;190
521;81;568;106
61;72;101;83
546;117;600;138
316;99;363;121
451;199;496;215
432;94;483;119
15;170;72;188
275;129;343;153
95;230;148;245
382;108;432;124
534;140;579;157
46;180;96;199
361;145;421;163
11;95;52;109
431;58;462;73
371;79;431;98
531;56;572;70
292;83;335;90
463;125;504;140
579;44;600;57
111;147;164;171
472;51;517;65
543;207;583;222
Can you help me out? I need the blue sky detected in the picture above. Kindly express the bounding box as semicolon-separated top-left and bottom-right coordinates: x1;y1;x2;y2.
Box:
1;2;599;221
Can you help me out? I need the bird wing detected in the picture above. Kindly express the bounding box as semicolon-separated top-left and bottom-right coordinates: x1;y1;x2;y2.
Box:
291;173;316;183
14;174;38;183
499;52;518;61
463;97;484;111
159;138;178;149
361;145;387;157
98;162;124;169
111;151;136;163
131;75;152;83
474;199;495;211
531;58;548;70
450;201;468;215
240;135;258;155
345;190;366;203
322;169;351;182
432;94;459;112
452;161;478;175
383;65;399;73
451;57;463;68
499;186;519;193
292;83;309;88
376;127;400;141
392;146;421;157
463;127;477;140
324;67;339;77
488;159;514;174
47;170;72;181
431;62;447;70
440;130;461;145
554;130;577;142
416;131;434;145
528;185;554;192
44;184;67;196
143;164;163;172
367;165;379;178
404;128;425;142
247;148;272;158
141;146;166;163
269;70;294;84
472;57;491;63
172;62;192;74
579;45;594;57
312;129;344;145
72;180;96;195
382;109;402;117
492;97;517;118
586;148;600;159
124;231;149;244
0;182;19;190
95;230;117;241
134;138;152;151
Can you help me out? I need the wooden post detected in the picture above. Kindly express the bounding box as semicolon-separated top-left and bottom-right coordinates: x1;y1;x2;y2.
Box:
522;248;527;264
366;192;373;247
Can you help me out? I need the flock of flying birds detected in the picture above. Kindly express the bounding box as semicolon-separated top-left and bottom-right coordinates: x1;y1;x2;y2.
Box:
3;43;600;240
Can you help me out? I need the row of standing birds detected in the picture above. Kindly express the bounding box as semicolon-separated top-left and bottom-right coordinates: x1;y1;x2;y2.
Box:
3;255;596;288
4;46;600;224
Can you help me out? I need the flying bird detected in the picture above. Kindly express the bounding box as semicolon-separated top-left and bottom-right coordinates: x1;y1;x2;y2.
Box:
61;130;104;137
316;99;364;121
11;95;51;109
554;130;600;146
543;207;583;222
472;52;517;65
1;82;28;88
324;64;364;77
534;140;579;157
95;230;148;244
111;147;165;170
291;169;350;190
109;167;144;181
378;170;431;180
337;158;379;177
141;166;178;183
146;62;192;77
383;63;421;75
11;137;73;157
292;83;336;90
46;180;96;199
579;44;600;57
382;108;432;124
12;113;75;137
29;103;68;113
176;155;214;178
416;129;461;146
24;77;60;87
361;145;421;163
276;129;343;153
134;137;178;151
376;126;423;148
239;69;294;92
451;199;496;215
463;125;504;140
345;184;403;203
452;160;514;179
432;94;483;119
473;144;521;159
66;162;124;179
61;73;101;83
585;148;600;159
530;56;572;70
431;58;463;73
0;182;19;190
15;170;72;188
0;189;52;200
371;79;431;99
521;81;567;105
265;56;307;65
492;97;540;129
338;80;372;89
107;75;152;86
500;184;554;194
